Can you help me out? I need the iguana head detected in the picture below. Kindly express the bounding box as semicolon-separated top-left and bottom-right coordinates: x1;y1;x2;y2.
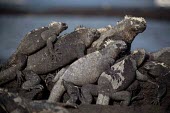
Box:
142;61;169;77
49;21;68;35
116;15;146;34
77;28;100;47
115;15;146;44
130;49;146;67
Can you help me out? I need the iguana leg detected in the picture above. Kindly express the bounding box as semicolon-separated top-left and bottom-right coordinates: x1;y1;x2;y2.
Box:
41;30;58;60
44;73;55;91
63;80;79;105
16;70;24;87
20;87;44;100
46;35;60;62
126;80;141;97
53;67;68;83
81;84;99;104
75;44;86;58
45;73;55;85
110;91;131;106
48;78;66;102
151;82;167;105
21;70;43;91
96;94;110;105
0;66;17;85
0;54;27;86
46;35;57;54
136;70;167;105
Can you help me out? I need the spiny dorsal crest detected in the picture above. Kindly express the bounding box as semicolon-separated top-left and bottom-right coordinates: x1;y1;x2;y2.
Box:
125;15;146;24
75;25;86;31
49;21;61;27
97;25;113;33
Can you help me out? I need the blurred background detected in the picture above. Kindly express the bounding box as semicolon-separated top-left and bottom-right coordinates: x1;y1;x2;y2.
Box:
0;0;170;62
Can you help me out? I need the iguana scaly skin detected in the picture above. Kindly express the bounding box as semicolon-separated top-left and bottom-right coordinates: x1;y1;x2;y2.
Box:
149;47;170;66
25;28;100;74
87;16;146;53
48;40;127;103
138;60;170;105
0;28;100;92
3;22;68;69
80;49;146;105
136;47;170;105
0;54;27;85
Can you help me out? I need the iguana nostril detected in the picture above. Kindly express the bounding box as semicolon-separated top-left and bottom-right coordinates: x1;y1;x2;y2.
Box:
61;23;68;29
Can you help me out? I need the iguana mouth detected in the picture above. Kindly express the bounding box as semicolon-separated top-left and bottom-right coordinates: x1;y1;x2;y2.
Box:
61;22;68;30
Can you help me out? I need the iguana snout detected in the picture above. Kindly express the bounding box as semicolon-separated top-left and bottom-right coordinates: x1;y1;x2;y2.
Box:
131;49;146;66
60;22;68;30
124;15;146;33
49;21;68;34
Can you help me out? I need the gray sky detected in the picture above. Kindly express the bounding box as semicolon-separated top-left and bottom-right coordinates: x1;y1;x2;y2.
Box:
0;0;155;8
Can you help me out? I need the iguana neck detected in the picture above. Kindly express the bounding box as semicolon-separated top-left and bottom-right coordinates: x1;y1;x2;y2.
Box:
48;27;60;35
100;47;120;59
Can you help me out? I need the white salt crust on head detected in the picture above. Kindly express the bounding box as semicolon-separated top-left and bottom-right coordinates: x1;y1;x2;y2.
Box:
124;15;146;23
49;21;61;27
117;15;146;25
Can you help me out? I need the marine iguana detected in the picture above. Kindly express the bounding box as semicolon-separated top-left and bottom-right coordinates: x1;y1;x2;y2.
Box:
0;28;100;92
3;21;68;69
0;54;27;85
87;15;146;53
149;47;170;66
80;49;146;105
25;27;100;74
80;48;170;106
0;88;75;113
48;40;127;103
138;60;170;105
136;47;170;105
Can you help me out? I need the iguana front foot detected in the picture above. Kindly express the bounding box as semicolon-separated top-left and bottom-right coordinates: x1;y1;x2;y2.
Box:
45;73;55;85
20;86;44;100
51;48;62;63
81;84;98;104
16;70;24;87
112;91;131;106
151;98;161;105
96;94;110;105
63;80;80;105
21;70;42;91
151;82;167;105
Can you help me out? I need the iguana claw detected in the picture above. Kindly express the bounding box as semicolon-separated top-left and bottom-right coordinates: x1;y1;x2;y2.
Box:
151;98;161;105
